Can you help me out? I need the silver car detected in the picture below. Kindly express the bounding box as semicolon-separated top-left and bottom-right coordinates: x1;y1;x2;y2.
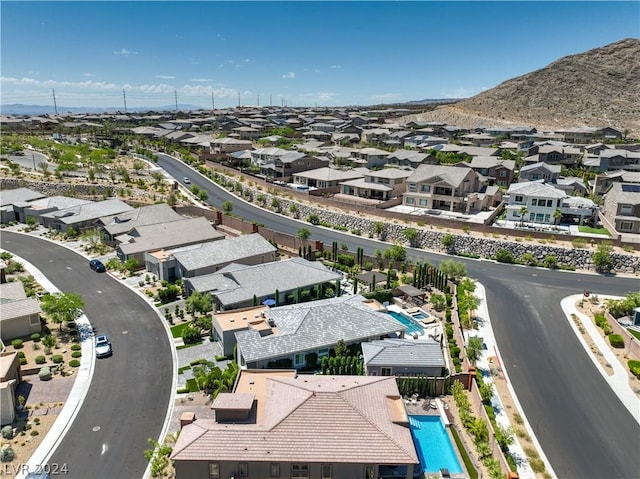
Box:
95;335;112;358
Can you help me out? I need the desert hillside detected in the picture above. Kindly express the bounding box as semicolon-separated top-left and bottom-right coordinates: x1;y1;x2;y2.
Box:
413;38;640;138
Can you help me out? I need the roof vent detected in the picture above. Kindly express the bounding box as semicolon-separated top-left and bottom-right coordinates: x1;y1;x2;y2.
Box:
242;316;248;320
230;319;235;322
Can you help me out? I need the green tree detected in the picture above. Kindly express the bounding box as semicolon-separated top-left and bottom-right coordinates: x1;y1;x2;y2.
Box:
384;244;407;263
373;221;384;238
553;208;562;226
184;291;213;317
403;228;419;247
221;200;233;213
430;293;446;312
40;292;84;331
441;233;456;253
296;227;311;240
439;259;467;281
518;206;528;226
592;243;613;273
466;336;484;367
334;339;347;357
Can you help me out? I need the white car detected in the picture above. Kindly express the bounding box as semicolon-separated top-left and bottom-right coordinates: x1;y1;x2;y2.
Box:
95;335;112;358
183;177;191;184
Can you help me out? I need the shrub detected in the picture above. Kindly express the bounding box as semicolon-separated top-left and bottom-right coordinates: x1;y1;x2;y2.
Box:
30;430;39;436
19;357;27;365
182;326;202;345
71;343;82;351
17;351;25;359
35;355;46;364
31;333;41;342
11;339;23;349
0;445;15;462
1;426;13;439
72;351;82;358
628;360;640;379
495;249;514;263
38;367;52;381
69;359;81;367
571;238;587;249
608;334;624;348
52;354;64;364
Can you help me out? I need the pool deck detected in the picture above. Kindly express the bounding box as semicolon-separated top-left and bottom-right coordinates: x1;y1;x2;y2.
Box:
387;304;444;340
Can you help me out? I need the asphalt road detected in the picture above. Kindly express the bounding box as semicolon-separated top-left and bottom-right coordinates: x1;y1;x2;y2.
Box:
0;233;173;479
162;154;640;478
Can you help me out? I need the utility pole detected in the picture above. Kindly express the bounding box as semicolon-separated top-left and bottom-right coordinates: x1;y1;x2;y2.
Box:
257;94;260;107
174;90;178;112
52;89;58;115
237;92;241;107
211;91;215;112
270;94;272;107
122;89;127;113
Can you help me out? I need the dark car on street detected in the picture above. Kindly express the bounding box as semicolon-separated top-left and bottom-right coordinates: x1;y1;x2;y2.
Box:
89;259;106;272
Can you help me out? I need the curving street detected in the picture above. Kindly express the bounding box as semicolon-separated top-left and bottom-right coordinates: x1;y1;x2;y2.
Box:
160;153;640;478
0;233;173;479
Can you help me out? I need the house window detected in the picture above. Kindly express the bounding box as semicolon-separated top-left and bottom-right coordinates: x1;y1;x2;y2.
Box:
499;169;507;177
620;204;633;215
408;183;417;192
529;213;535;221
419;199;428;206
515;195;523;203
531;198;537;207
270;464;281;477
321;465;332;479
365;465;375;479
291;464;310;478
420;184;430;192
294;353;305;367
405;197;415;205
318;348;330;358
619;221;633;231
209;463;220;479
381;367;392;376
238;463;248;477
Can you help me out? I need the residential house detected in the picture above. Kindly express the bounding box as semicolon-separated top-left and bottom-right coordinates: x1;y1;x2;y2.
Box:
466;156;515;187
362;338;445;377
361;127;392;145
147;233;277;282
183;257;342;311
593;170;640;196
234;295;405;369
349;147;392;169
387;149;433;169
338;168;412;204
211;305;268;357
403;134;448;149
555;177;588;196
0;187;46;224
601;183;640;235
98;203;185;244
505;182;566;225
210;137;253;155
251;148;327;181
292;167;364;191
433;144;500;158
0;282;41;342
404;164;494;213
524;144;582;167
598;149;640;172
38;199;134;233
231;126;261;141
116;216;224;265
170;371;419;479
1;352;22;426
460;132;496;147
518;162;561;183
554;127;599;143
20;196;92;226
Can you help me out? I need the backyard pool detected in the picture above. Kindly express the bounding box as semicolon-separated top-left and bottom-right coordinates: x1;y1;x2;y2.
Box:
409;415;463;474
387;311;424;336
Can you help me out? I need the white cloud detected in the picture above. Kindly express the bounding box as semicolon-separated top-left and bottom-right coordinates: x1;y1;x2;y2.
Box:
371;93;402;101
244;58;250;63
330;65;341;69
156;75;175;80
314;69;321;73
113;48;137;56
282;72;295;79
190;78;213;83
82;73;96;77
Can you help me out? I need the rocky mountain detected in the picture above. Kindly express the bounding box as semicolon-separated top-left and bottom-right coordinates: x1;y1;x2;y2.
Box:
413;38;640;138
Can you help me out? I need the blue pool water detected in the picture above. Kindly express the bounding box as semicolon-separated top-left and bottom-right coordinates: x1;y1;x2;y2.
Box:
411;312;429;320
387;311;424;336
409;415;463;474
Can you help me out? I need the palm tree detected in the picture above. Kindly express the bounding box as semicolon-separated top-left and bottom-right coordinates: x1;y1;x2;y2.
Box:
518;206;528;227
553;208;562;227
466;336;484;367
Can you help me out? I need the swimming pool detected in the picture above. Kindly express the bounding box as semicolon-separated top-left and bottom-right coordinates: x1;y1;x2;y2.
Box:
409;415;463;474
387;311;424;336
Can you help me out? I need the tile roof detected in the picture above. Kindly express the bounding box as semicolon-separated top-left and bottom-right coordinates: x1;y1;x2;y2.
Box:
170;233;277;272
0;188;45;207
186;258;341;307
407;164;475;186
40;199;133;224
293;167;363;182
362;338;445;368
171;373;418;464
99;203;184;236
507;181;567;198
235;294;404;363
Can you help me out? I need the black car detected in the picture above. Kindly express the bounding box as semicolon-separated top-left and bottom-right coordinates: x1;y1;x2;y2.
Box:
89;259;106;273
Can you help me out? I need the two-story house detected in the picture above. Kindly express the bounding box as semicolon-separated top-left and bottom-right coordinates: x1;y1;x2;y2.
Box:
602;183;640;235
518;162;561;183
403;164;487;213
338;168;412;203
466;156;515;187
349;147;392;169
505;181;566;225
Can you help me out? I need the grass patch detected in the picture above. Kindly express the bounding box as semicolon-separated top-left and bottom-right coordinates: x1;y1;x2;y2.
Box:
628;329;640;341
176;341;202;350
450;426;477;479
185;378;199;393
170;322;191;338
177;365;191;374
578;226;610;236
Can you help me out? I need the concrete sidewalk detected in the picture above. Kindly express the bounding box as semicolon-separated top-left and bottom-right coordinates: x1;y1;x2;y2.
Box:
560;294;640;423
467;282;555;479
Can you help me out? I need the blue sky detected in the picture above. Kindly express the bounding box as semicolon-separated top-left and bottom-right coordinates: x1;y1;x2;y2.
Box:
1;1;639;110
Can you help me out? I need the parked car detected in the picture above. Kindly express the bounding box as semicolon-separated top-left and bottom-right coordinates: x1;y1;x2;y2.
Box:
183;177;191;184
95;335;112;358
89;259;106;273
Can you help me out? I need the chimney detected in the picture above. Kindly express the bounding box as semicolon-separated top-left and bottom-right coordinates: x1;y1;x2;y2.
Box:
180;412;196;428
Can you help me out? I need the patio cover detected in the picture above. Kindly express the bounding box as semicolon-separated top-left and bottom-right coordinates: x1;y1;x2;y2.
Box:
394;284;426;298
